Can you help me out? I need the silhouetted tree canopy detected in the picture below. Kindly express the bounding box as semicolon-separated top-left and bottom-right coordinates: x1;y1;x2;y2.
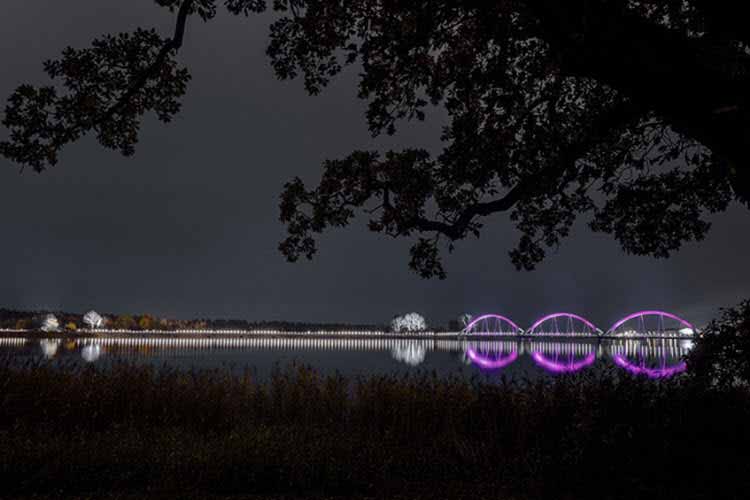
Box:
687;299;750;388
2;1;749;277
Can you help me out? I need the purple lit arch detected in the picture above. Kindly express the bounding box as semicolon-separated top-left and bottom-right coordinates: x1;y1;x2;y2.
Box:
527;312;602;336
607;310;695;336
463;314;523;335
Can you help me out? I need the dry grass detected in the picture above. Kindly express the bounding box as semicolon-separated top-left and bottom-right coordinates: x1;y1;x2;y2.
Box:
1;358;748;499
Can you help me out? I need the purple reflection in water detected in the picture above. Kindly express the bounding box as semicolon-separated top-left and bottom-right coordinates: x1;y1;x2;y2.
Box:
612;354;686;378
466;348;518;370
531;352;596;374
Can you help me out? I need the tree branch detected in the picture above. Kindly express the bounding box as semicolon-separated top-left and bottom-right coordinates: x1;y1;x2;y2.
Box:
406;99;642;240
97;0;193;125
525;0;750;204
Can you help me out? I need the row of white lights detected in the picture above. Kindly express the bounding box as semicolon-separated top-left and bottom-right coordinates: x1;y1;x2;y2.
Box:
0;327;692;338
0;327;449;336
1;336;692;356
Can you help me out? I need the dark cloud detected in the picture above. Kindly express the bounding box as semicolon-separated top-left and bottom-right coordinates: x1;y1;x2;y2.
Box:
1;0;748;328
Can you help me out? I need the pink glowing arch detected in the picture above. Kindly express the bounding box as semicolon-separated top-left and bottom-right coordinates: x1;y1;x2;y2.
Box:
527;312;601;336
607;310;694;335
463;314;523;335
466;348;518;369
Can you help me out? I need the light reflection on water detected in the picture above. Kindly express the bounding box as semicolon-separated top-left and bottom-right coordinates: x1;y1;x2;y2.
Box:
0;336;692;380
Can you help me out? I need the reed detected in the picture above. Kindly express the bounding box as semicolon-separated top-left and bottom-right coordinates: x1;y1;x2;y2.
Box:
1;358;748;499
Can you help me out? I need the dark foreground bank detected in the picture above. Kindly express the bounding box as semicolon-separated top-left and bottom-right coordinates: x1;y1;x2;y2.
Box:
1;359;749;500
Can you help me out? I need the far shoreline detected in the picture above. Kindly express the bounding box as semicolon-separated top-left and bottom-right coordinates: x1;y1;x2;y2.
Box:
0;329;694;340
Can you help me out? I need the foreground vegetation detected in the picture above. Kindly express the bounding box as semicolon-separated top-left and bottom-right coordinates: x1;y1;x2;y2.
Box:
0;359;748;500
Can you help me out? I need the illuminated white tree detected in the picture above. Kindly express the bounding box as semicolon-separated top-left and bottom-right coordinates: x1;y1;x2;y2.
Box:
83;310;104;329
390;312;427;333
41;314;59;333
459;314;473;328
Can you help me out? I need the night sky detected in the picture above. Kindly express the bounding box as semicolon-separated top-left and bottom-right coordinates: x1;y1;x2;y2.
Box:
1;0;748;328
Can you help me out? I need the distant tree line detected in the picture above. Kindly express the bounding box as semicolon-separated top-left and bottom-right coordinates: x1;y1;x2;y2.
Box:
0;308;481;333
0;308;401;333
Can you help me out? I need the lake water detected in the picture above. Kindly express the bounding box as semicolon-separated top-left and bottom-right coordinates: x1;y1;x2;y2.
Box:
0;335;693;381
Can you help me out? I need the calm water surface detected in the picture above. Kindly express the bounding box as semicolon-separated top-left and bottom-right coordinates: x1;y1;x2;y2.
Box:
0;335;693;381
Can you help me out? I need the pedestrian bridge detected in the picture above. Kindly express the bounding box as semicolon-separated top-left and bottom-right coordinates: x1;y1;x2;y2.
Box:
462;310;695;337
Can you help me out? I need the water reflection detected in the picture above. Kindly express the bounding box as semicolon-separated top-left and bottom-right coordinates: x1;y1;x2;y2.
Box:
531;352;596;373
612;355;686;378
391;342;426;366
608;338;688;378
39;339;60;358
81;344;102;363
462;338;693;377
0;335;693;379
465;346;518;370
526;339;598;374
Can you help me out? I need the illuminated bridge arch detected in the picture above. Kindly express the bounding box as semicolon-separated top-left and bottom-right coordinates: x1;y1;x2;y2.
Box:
527;312;603;337
463;314;523;336
606;310;695;337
